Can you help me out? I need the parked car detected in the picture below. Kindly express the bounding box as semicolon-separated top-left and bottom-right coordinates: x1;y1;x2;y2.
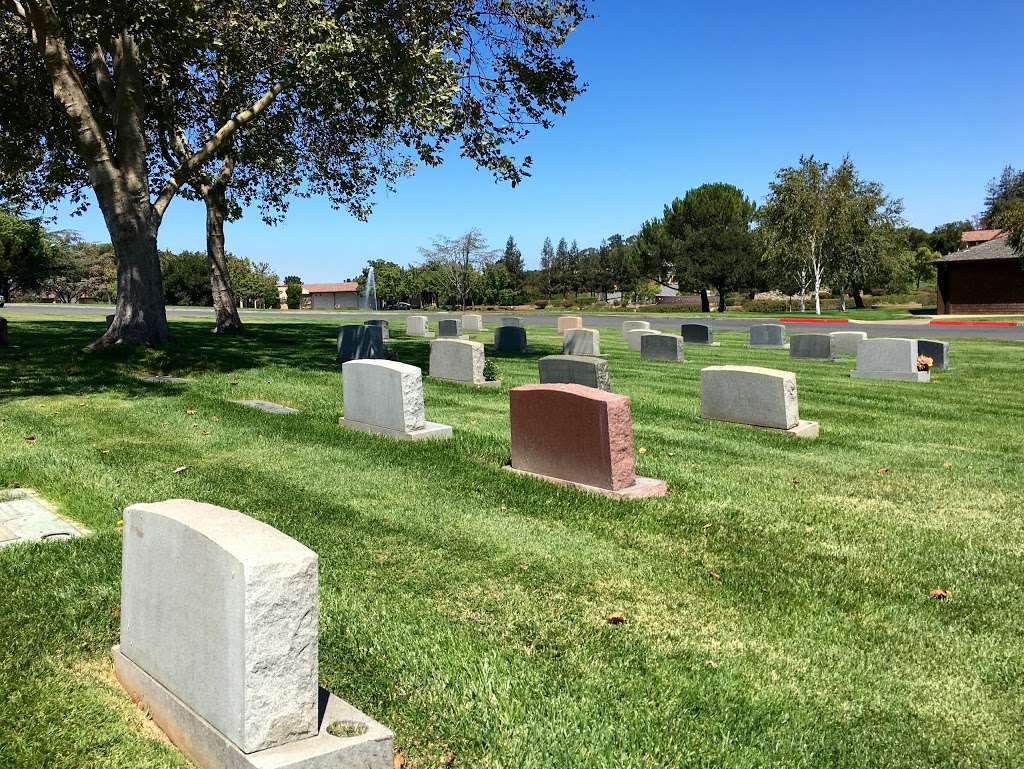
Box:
385;301;412;310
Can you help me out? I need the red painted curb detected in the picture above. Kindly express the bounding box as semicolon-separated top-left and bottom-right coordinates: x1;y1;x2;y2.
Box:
779;317;849;324
929;320;1018;327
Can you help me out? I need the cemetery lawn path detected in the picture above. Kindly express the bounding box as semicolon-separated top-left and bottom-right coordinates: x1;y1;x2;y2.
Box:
1;315;1022;769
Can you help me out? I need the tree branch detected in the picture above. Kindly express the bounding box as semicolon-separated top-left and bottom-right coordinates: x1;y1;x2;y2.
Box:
88;44;115;111
153;81;285;221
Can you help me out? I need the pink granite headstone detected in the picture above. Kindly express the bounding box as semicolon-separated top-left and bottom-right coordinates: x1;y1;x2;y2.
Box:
508;384;665;497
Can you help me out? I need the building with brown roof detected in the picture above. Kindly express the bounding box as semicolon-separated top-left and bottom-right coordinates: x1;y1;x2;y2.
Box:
935;234;1024;314
302;281;361;310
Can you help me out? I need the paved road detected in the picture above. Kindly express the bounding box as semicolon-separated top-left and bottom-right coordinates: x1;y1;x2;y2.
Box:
3;303;1022;341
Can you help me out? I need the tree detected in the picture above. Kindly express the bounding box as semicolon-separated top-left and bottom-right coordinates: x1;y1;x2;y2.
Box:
632;218;676;292
0;210;62;299
356;260;406;307
2;0;590;347
663;183;757;312
759;156;874;315
161;250;211;306
983;166;1024;228
928;221;974;255
539;237;555;296
908;244;938;289
501;236;525;288
418;229;496;309
283;275;302;310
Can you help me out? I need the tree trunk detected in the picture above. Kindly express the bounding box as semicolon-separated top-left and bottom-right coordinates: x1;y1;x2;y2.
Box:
717;287;727;313
91;196;170;348
853;288;865;309
700;288;710;313
813;272;822;315
203;185;243;333
840;291;847;312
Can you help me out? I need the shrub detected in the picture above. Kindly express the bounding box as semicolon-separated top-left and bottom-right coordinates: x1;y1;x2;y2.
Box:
534;300;549;309
483;359;499;381
576;296;598;307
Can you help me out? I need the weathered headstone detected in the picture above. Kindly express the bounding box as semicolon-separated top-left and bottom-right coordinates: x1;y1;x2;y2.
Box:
789;333;835;361
501;316;523;327
406;315;432;337
641;333;685;362
625;328;660;351
437;318;462;338
563;328;600;356
538;355;611;392
830;331;867;355
340;360;452;439
429;338;500;387
851;338;930;382
462;313;484;332
917;338;950;370
557;316;583;335
621;320;650;339
700;366;818;438
494;325;527;353
680;322;718;346
337;325;385;364
0;317;7;347
113;499;393;769
749;323;787;348
506;384;666;498
363;319;390;340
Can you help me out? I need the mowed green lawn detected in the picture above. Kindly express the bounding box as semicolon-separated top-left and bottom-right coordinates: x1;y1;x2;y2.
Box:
1;315;1022;769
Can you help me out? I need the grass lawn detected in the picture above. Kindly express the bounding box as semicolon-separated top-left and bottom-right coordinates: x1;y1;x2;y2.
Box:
1;314;1022;769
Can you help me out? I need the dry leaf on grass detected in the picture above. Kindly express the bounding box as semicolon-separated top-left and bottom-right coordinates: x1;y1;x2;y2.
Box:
708;570;721;580
442;751;456;766
186;409;197;416
638;446;647;454
929;588;951;600
172;465;190;474
702;522;713;531
943;462;953;469
110;605;120;618
878;467;890;475
24;435;36;444
606;612;626;625
393;753;408;769
704;660;720;669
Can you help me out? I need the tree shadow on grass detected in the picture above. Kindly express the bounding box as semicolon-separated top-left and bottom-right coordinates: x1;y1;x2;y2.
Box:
0;319;343;401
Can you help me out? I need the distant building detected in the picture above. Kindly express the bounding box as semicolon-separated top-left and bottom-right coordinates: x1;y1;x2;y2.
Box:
302;281;360;310
960;228;1002;247
935;234;1024;314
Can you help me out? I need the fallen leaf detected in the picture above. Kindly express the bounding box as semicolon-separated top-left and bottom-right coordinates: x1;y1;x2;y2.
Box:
186;409;197;416
211;416;221;422
878;467;890;475
230;381;239;386
442;751;456;767
393;754;407;769
805;526;815;534
116;519;124;528
667;451;675;457
110;605;121;618
201;430;210;436
638;446;647;454
943;462;952;469
24;435;36;444
702;522;713;531
100;449;110;455
173;465;190;474
704;660;720;669
929;588;951;600
606;612;626;625
500;504;507;512
708;570;721;580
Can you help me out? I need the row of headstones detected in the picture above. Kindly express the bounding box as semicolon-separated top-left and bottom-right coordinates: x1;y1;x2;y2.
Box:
779;328;949;381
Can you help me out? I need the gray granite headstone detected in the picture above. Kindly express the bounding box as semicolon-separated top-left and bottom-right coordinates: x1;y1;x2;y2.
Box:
680;322;714;345
640;333;685;362
538;355;611;391
363;319;390;340
790;334;835;360
851;338;929;382
501;316;523;327
494;326;527;353
917;339;950;370
750;323;786;347
337;325;385;364
438;318;462;338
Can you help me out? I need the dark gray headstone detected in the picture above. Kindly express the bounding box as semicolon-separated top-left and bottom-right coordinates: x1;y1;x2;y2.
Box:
680;322;713;344
493;325;527;353
750;323;786;347
538;355;610;391
337;324;385;364
0;317;7;347
363;319;390;340
438;318;462;337
641;333;685;362
501;316;523;327
790;333;834;360
917;339;950;370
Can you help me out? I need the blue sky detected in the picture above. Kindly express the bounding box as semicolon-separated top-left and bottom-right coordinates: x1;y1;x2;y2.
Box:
49;0;1024;281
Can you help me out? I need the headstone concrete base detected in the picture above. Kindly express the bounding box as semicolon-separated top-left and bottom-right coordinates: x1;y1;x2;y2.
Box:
431;376;503;389
503;465;667;499
338;417;452;440
850;369;930;382
715;419;820;439
112;647;394;769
